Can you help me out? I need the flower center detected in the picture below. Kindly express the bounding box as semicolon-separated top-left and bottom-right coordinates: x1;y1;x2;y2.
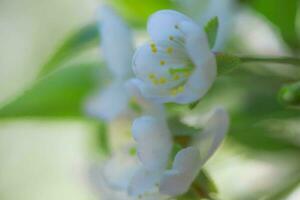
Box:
147;34;194;96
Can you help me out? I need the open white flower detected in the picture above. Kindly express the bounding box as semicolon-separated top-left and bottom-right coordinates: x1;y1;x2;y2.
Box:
133;10;217;104
129;107;229;197
85;6;164;121
88;107;229;199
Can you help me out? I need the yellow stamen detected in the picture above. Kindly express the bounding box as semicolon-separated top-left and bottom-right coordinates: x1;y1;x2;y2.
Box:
177;85;185;93
169;36;174;41
159;77;167;84
160;60;166;66
166;47;173;54
173;74;180;80
184;71;191;78
148;73;156;79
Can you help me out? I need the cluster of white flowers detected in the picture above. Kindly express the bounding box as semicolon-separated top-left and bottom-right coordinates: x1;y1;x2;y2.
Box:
86;5;231;200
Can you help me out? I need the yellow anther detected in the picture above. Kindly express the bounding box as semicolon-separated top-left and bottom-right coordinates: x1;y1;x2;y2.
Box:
170;86;185;96
153;79;160;85
184;71;191;78
148;73;156;79
150;43;156;48
166;47;173;54
159;77;167;84
177;85;185;93
160;60;166;66
169;36;174;41
170;88;178;96
152;48;157;53
173;74;180;80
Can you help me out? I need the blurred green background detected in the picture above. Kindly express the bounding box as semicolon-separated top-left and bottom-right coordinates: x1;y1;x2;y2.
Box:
1;0;300;200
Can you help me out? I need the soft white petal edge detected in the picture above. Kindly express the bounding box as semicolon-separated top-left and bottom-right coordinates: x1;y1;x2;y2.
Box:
174;21;217;104
97;5;134;79
159;147;201;196
147;9;198;42
128;167;163;196
132;116;172;171
85;81;130;121
194;107;230;163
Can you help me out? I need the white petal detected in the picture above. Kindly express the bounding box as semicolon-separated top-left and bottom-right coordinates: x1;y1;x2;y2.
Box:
159;147;201;196
194;107;230;164
102;147;140;191
147;10;195;42
88;163;133;200
132;116;172;171
172;21;217;104
125;79;166;118
85;81;130;121
128;167;163;196
97;5;134;78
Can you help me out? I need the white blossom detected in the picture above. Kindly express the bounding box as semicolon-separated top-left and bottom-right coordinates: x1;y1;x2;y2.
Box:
129;107;229;197
88;107;229;199
132;10;217;104
85;6;164;121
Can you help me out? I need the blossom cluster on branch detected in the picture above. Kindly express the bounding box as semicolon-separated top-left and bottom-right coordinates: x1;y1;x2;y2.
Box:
86;4;230;200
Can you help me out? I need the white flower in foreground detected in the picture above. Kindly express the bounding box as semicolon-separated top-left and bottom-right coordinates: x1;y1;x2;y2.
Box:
129;107;229;197
133;10;217;104
88;107;229;199
85;6;164;121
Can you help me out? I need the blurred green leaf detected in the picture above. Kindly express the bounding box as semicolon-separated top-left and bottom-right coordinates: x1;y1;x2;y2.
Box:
278;81;300;108
204;17;219;49
190;70;300;153
0;62;102;118
243;0;299;49
216;53;241;75
168;117;200;137
39;23;99;76
178;169;218;200
108;0;177;27
95;121;111;155
265;173;300;200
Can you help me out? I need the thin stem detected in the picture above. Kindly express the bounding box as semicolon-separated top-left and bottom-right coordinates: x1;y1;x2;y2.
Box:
240;56;300;66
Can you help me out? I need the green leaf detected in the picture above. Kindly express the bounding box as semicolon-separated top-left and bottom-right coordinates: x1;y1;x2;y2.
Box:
265;173;300;200
168;117;200;137
178;169;218;200
278;81;300;108
215;53;241;75
244;0;299;49
204;17;219;49
0;62;102;118
39;23;99;76
108;0;177;27
189;100;201;110
95;121;111;155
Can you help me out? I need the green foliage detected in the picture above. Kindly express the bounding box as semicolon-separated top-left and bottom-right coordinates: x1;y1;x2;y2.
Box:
243;0;299;49
95;121;111;155
108;0;177;27
278;81;300;107
178;170;218;200
168;117;201;137
39;23;99;76
204;17;219;49
0;62;102;118
190;70;300;153
265;173;300;200
215;53;241;75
